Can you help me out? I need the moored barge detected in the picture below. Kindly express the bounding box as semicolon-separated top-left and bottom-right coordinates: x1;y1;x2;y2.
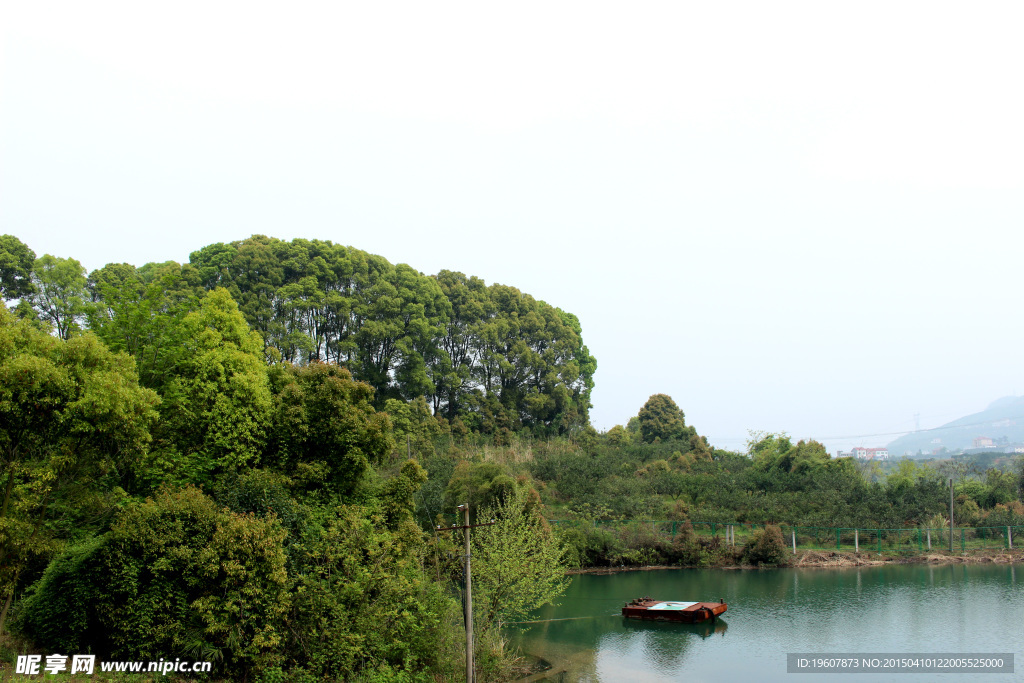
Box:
621;597;727;623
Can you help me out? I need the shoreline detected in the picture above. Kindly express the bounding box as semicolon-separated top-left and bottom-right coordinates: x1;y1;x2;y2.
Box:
566;548;1024;574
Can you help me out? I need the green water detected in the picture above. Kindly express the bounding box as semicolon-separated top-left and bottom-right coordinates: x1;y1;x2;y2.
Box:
514;564;1022;682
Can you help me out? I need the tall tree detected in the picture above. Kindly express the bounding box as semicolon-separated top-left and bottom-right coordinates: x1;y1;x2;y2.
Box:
30;255;88;339
432;270;490;418
153;288;273;485
87;262;199;391
226;235;285;359
0;235;36;302
183;235;595;432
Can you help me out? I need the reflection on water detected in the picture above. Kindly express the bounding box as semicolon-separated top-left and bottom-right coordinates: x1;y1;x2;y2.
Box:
611;620;728;678
513;565;1023;682
619;617;728;639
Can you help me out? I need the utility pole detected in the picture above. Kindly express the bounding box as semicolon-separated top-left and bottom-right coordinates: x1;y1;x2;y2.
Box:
949;478;954;553
460;504;473;683
436;506;496;683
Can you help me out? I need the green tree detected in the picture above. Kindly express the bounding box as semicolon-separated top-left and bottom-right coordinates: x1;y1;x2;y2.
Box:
384;395;445;458
443;461;522;517
649;467;689;502
982;468;1016;507
475;284;595;434
605;424;631;445
787;439;832;474
152;288;273;486
30;254;88;339
351;261;449;403
746;430;793;465
87;262;199;391
184;235;597;433
221;235;285;358
282;502;453;680
0;235;36;302
743;524;788;566
14;486;289;677
432;270;490;418
268;361;393;496
0;307;159;631
471;487;568;625
637;394;693;443
379;458;428;530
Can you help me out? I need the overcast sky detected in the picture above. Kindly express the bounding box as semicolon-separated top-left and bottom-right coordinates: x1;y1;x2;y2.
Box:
3;1;1022;453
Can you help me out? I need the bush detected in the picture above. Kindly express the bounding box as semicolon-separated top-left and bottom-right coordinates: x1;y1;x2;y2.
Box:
556;523;623;567
15;486;289;678
743;524;789;566
280;503;455;680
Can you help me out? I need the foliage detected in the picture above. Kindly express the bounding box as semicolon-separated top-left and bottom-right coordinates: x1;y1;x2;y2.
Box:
0;236;36;302
985;500;1024;528
472;488;568;625
214;468;301;533
28;255;88;340
636;394;693;444
186;237;595;435
557;524;619;568
151;288;273;486
86;261;200;390
281;502;455;680
268;361;393;496
605;424;630;445
413;454;456;528
0;307;159;626
14;486;289;677
443;460;524;518
18;231;1024;680
384;395;446;458
743;525;788;566
379;459;428;530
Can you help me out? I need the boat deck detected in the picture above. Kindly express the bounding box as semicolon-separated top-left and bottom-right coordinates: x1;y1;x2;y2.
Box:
621;598;727;623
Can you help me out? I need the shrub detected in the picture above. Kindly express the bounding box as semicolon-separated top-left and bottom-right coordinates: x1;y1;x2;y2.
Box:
556;523;623;567
280;503;454;680
15;486;289;678
743;524;789;566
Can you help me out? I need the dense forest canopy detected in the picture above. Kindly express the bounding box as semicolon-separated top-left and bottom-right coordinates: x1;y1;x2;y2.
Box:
4;234;596;438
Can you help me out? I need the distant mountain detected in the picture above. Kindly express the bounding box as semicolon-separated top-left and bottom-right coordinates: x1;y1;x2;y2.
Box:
886;396;1024;457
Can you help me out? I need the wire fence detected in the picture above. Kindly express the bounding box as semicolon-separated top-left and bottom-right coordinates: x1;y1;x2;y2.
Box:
547;520;1024;553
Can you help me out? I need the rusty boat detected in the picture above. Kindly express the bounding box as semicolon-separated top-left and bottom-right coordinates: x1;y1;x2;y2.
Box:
621;597;727;623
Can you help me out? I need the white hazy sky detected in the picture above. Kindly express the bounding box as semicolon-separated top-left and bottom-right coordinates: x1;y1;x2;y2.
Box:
3;1;1023;453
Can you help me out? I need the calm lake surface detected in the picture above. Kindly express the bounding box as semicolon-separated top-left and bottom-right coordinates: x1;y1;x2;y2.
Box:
513;564;1022;682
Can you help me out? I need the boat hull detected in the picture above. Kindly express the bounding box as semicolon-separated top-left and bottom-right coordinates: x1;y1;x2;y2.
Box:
621;599;727;623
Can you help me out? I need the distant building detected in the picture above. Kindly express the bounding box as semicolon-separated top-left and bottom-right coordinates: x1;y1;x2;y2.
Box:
838;447;890;461
973;436;994;449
